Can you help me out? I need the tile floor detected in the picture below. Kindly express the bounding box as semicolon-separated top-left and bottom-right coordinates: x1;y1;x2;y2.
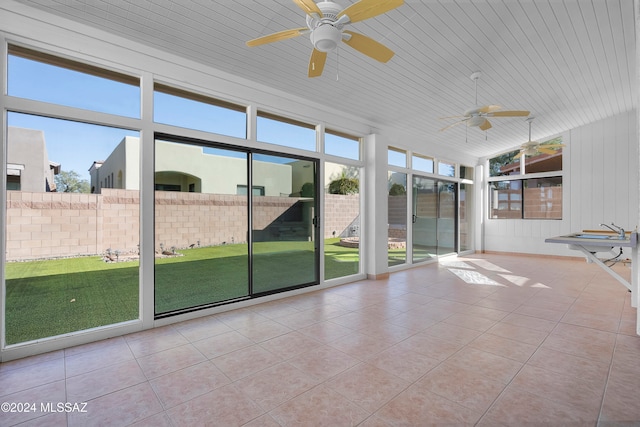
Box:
1;254;639;426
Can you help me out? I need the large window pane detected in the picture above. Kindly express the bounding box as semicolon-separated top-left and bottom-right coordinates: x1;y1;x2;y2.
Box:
325;163;360;279
438;161;455;177
154;84;246;139
490;180;522;218
154;140;249;315
388;172;407;266
325;130;360;160
437;181;457;255
524;177;562;219
388;147;406;168
257;112;316;152
5;113;139;344
412;176;436;263
252;154;318;293
413;155;434;174
8;45;140;118
460;183;473;251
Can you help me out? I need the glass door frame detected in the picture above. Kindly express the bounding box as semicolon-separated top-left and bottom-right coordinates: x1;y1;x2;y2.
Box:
410;173;459;262
153;133;321;318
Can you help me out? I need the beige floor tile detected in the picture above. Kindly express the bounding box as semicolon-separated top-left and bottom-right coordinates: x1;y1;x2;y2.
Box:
166;384;264;427
287;344;360;382
128;412;174;427
527;346;610;386
415;363;506;412
126;329;190;358
480;387;597;426
297;320;354;344
136;344;206;379
486;321;549;346
442;346;523;384
393;333;463;361
64;339;134;377
66;359;146;402
0;380;66;426
326;362;410;413
236;319;292;343
268;385;370;426
149;360;230;409
375;385;483;426
500;312;557;332
468;332;538;362
173;316;234;342
327;331;396;360
0;357;65;397
67;383;163;427
212;344;282;381
367;345;440;383
421;321;483;345
541;323;616;363
509;364;603;418
259;330;322;359
0;350;63;373
235;362;319;411
191;330;254;359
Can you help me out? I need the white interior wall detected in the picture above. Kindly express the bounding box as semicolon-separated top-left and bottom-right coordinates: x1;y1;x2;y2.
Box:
483;110;639;257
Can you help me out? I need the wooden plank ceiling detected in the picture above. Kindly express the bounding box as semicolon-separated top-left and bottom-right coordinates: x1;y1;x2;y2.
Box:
11;0;636;159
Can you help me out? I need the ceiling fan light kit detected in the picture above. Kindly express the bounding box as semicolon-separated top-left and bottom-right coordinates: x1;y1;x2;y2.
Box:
514;116;565;158
439;71;530;132
246;0;404;77
310;24;342;52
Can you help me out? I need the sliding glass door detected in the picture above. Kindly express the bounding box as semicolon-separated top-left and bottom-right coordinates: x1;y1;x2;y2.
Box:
411;175;457;262
412;176;436;262
252;154;319;294
154;138;319;316
437;181;457;255
154;142;250;314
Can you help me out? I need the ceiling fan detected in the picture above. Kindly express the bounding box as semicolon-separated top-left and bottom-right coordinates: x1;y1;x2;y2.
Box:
246;0;403;77
515;117;565;158
439;71;530;132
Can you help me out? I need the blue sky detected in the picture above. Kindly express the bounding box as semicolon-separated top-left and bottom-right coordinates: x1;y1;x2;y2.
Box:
8;54;358;182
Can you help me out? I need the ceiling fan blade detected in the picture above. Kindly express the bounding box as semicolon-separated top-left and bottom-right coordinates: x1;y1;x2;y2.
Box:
487;110;530;117
478;105;502;114
246;27;307;47
292;0;322;17
439;120;467;132
308;48;327;77
514;151;524;159
337;0;403;24
479;119;492;131
438;115;466;120
342;31;394;62
537;147;559;154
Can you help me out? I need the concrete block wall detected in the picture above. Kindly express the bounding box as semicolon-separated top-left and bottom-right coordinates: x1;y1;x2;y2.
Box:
6;190;361;260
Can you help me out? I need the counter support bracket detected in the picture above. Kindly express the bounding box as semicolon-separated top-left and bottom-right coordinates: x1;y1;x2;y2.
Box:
570;245;632;292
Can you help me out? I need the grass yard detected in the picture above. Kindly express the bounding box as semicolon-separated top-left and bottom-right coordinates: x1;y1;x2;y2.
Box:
5;240;360;344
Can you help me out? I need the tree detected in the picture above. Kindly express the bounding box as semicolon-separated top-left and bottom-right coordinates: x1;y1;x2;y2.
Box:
300;182;315;197
388;183;406;195
328;171;359;195
54;170;90;193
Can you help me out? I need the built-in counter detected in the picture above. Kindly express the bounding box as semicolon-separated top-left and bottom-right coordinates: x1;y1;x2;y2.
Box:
546;230;639;335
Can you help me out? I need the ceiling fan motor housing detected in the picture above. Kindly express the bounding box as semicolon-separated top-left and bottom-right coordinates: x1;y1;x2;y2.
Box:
307;1;344;52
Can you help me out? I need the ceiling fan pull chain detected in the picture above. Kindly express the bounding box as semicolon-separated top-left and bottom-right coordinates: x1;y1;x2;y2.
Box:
336;46;340;81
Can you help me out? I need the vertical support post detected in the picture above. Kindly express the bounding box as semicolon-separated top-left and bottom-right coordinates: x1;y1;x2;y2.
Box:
631;0;640;335
363;134;389;279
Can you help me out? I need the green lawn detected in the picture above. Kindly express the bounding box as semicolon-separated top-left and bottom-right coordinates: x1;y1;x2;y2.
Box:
5;240;360;344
